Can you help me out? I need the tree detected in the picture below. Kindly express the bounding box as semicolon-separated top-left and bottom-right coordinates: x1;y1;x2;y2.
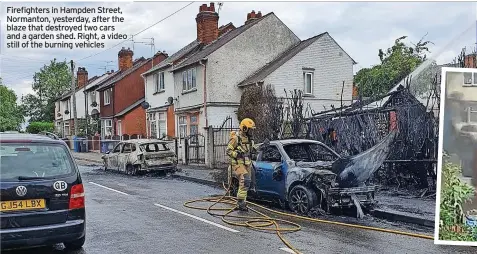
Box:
237;84;284;142
355;35;432;97
21;59;72;123
0;78;24;131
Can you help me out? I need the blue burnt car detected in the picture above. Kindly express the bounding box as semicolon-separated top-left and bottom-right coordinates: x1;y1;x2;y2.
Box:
229;133;397;216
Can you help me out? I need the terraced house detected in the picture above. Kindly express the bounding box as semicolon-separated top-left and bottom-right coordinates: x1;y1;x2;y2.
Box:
96;47;167;139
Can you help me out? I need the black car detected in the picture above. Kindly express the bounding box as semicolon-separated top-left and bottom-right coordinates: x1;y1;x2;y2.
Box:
0;133;86;250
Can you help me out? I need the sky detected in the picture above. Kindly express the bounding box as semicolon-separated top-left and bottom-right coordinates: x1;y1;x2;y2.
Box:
1;1;476;105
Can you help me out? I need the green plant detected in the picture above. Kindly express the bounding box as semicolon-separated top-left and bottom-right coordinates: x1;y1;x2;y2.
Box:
26;122;54;134
439;157;477;241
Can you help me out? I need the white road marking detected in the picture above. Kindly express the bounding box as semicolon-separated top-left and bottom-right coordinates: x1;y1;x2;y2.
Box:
154;203;239;233
280;247;300;254
88;182;130;196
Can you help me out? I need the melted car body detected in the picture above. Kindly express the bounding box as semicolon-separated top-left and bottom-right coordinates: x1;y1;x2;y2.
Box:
102;139;178;175
231;131;396;215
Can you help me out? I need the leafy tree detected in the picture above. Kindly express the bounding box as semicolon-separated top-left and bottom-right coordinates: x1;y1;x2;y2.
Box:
0;78;24;131
25;122;54;134
21;59;72;123
355;35;432;97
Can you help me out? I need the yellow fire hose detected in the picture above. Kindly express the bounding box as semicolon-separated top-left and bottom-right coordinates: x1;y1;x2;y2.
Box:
183;173;434;254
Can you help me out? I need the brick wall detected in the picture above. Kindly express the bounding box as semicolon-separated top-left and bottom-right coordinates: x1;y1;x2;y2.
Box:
196;3;219;45
121;105;146;136
77;67;88;88
167;105;175;137
118;47;133;71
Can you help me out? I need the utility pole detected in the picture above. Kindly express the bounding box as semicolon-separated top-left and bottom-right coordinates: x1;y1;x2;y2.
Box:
70;60;78;136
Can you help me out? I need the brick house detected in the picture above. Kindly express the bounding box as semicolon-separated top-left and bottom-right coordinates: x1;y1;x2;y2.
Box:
96;47;167;139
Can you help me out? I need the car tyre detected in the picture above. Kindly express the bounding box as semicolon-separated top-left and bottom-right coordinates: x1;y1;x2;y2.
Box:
288;184;317;215
64;235;85;250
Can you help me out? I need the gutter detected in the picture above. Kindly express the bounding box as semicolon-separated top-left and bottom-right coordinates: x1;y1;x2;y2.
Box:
141;73;149;138
199;59;208;127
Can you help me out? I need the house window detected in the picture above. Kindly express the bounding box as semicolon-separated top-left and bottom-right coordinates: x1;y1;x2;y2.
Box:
102;119;113;137
304;72;313;94
154;73;165;92
182;68;197;91
104;89;111;105
464;72;477;86
158;112;167;139
179;116;187;138
63;121;70;136
90;92;96;105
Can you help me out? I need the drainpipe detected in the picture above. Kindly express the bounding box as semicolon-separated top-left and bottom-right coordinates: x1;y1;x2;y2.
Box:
199;59;208;127
141;73;149;138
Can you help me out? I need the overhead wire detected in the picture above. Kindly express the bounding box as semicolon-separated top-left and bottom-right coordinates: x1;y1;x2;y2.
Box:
75;1;195;63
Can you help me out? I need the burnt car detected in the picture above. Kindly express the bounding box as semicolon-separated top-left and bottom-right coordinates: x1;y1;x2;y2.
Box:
230;131;397;215
102;139;178;175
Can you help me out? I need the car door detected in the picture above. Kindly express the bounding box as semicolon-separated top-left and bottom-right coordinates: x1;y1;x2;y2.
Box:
118;143;132;173
108;143;122;171
255;145;283;197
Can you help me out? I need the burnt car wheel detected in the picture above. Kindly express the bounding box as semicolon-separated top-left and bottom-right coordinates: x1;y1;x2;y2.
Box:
288;185;317;215
126;164;138;176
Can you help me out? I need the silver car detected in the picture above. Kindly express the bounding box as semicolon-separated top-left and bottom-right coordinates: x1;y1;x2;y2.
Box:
102;139;178;175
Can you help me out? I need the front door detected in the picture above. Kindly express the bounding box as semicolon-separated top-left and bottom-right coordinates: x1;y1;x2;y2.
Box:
255;145;283;198
117;120;122;138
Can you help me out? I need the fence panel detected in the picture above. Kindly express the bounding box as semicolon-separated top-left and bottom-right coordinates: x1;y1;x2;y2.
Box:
211;116;239;168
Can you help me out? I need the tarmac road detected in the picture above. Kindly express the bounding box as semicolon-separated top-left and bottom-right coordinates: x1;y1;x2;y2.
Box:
3;165;476;254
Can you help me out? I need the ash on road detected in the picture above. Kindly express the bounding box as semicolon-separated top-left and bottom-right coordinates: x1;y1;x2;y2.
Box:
3;165;475;254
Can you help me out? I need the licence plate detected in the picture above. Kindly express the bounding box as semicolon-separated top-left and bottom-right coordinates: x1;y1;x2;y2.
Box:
0;199;46;212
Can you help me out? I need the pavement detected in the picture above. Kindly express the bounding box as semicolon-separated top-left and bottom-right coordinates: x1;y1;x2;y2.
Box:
71;152;436;228
4;164;476;254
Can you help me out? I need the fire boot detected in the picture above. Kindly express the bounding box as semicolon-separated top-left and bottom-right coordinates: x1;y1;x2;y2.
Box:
235;199;248;212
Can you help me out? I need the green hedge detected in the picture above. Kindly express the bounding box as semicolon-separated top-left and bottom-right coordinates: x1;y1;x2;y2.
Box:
26;122;54;134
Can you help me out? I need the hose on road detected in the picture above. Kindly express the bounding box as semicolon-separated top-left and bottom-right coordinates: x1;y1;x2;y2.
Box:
184;183;434;254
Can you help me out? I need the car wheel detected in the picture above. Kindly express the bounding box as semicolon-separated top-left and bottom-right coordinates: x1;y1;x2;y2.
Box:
132;165;140;176
126;164;133;175
288;185;317;215
64;235;85;250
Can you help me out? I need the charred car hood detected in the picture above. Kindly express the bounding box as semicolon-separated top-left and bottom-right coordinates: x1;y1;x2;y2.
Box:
331;130;397;188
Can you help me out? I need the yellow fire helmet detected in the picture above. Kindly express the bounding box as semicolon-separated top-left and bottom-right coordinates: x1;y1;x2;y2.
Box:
239;118;256;132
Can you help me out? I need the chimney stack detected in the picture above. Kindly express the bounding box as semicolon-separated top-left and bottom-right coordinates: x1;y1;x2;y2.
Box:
118;47;134;71
76;67;88;88
245;10;262;25
196;2;219;45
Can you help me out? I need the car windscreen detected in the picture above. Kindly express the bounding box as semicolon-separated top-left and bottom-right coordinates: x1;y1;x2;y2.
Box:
140;143;170;152
0;143;75;181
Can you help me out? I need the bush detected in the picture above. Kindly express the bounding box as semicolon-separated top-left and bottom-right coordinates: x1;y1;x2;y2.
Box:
439;156;477;241
26;122;54;134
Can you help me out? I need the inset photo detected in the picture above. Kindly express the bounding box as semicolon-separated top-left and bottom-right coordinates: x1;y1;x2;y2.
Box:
436;66;477;246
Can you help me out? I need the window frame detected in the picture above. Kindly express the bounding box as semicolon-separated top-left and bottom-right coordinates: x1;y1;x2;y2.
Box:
304;72;313;95
182;67;197;92
178;116;187;138
158;112;167;139
160;72;165;90
259;145;282;163
104;88;111;105
63;121;70;136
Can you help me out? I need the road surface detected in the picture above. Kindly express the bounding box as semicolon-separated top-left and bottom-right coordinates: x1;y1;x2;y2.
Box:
3;165;476;254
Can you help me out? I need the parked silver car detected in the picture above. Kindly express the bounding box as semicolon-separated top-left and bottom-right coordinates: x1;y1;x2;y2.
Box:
102;139;178;175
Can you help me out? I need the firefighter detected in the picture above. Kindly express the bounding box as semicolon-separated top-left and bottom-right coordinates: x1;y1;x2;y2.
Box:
227;118;258;211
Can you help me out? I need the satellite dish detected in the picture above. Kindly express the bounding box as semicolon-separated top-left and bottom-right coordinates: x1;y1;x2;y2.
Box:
167;97;174;105
141;101;150;109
